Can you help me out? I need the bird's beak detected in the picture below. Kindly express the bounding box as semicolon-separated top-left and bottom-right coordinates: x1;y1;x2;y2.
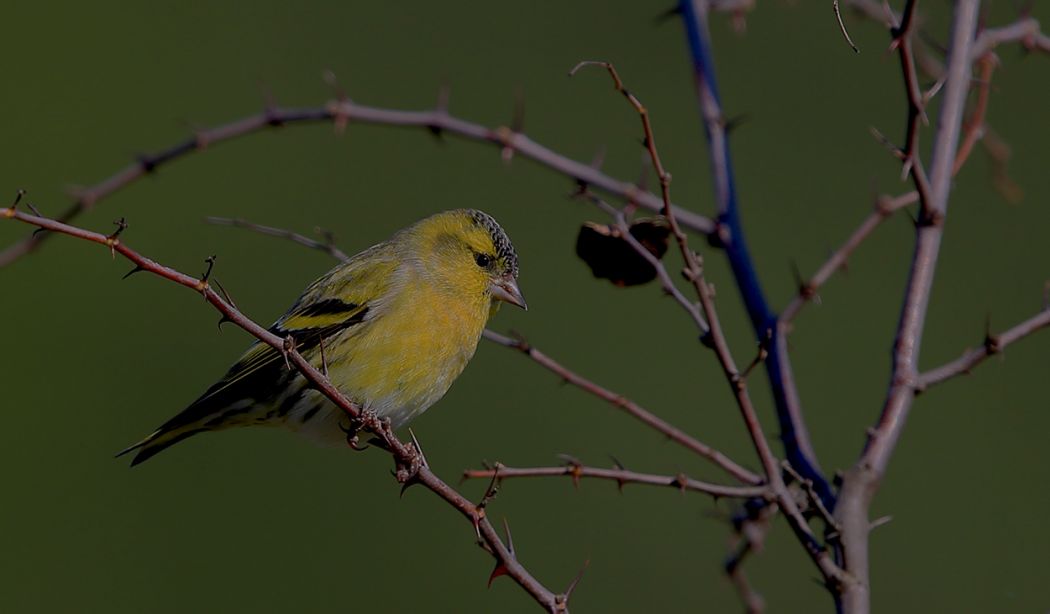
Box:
490;277;528;310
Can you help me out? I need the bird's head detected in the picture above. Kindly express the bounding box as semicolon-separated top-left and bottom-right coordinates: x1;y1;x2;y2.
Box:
408;209;526;310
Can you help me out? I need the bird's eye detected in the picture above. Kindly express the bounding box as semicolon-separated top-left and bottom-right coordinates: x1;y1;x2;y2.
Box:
474;253;493;268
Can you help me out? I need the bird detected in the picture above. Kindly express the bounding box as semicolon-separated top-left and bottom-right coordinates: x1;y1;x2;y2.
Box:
117;209;526;466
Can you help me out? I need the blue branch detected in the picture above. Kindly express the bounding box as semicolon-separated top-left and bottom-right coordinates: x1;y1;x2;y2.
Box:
678;0;834;507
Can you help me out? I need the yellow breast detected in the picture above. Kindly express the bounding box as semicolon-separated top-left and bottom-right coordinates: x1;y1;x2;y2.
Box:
327;281;489;428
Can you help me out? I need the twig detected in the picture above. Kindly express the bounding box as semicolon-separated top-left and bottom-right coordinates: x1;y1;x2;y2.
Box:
917;305;1050;389
0;205;565;613
780;192;918;326
725;501;777;614
970;16;1050;59
462;462;769;500
0;97;715;268
833;0;861;53
482;329;760;485
205;216;350;262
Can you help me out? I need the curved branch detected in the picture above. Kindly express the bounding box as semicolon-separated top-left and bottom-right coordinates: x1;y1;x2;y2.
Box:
0;98;715;268
0;205;565;613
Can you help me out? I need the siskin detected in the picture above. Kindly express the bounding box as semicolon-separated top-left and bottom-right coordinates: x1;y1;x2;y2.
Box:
118;209;526;466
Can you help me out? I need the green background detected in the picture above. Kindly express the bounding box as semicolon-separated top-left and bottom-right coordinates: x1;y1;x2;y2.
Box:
2;2;1048;612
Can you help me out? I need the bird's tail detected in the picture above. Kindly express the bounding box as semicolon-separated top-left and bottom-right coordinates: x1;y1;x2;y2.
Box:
115;426;207;467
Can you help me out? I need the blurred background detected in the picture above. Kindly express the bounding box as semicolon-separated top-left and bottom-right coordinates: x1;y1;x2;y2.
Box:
2;2;1048;612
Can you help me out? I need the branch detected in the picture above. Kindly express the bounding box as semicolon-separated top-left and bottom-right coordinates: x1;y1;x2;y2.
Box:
679;0;832;508
569;61;712;328
724;501;777;614
201;214;751;485
971;16;1050;59
780;192;918;326
482;329;761;485
0;204;566;613
0;96;716;268
205;216;350;262
571;54;845;589
917;304;1050;389
462;461;769;500
836;4;982;612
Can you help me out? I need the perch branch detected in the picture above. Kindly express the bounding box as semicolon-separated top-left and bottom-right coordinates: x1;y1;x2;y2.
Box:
0;205;566;613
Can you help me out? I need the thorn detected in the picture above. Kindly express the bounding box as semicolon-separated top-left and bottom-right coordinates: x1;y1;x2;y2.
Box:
25;201;44;217
408;427;429;469
478;462;503;510
501;88;525;163
487;562;510;588
653;4;682;25
106;217;128;259
282;335;296;370
260;84;283;127
502;516;515;556
11;189;25;210
562;559;590;604
723;113;751;135
32;226;49;238
609;454;627;493
323;70;350;135
870;515;893;531
428;82;451;140
983;313;1002;355
635;152;651;193
201;255;217;282
869;126;903;159
318;335;330;378
923;76;946;105
214;279;237;330
487;518;516;588
589;146;606;173
339;420;369;451
121;265;145;280
436;82;451;113
137;154;158;174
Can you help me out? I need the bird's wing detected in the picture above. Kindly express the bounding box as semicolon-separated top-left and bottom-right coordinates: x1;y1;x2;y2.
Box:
119;243;400;463
181;243;401;415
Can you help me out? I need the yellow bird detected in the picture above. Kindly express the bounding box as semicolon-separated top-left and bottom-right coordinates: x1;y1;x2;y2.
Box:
118;209;526;466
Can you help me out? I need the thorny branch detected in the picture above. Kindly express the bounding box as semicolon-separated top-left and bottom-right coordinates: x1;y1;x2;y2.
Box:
917;305;1050;390
0;95;715;268
0;205;569;613
569;59;847;590
482;329;760;484
463;461;769;500
204;214;755;485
